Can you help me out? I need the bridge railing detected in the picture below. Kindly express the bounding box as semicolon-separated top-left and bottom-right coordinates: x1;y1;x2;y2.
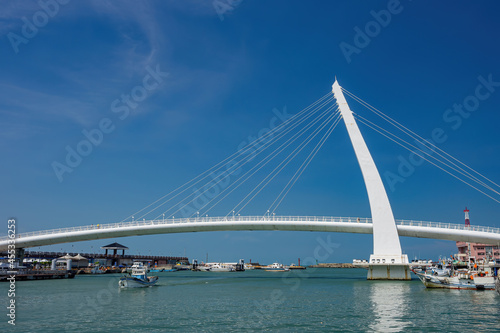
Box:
1;216;500;241
396;219;500;234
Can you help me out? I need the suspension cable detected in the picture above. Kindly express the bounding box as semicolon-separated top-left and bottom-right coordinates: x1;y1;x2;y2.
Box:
269;113;343;215
128;92;334;221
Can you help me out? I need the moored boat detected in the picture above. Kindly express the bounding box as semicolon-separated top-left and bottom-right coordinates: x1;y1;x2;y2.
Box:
119;262;158;288
163;268;178;272
207;263;234;272
195;265;211;271
149;268;164;273
264;263;290;272
412;268;495;290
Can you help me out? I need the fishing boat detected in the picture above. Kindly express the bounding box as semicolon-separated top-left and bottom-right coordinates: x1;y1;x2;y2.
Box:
264;263;290;272
412;268;495;290
119;262;158;288
429;260;452;277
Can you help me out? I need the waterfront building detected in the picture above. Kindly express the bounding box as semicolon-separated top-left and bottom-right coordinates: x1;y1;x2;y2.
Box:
456;242;500;261
455;208;500;262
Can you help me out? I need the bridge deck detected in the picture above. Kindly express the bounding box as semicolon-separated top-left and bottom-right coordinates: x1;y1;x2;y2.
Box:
1;216;499;251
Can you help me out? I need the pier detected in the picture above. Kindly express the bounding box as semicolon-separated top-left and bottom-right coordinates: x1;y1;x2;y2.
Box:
1;250;188;266
0;269;75;281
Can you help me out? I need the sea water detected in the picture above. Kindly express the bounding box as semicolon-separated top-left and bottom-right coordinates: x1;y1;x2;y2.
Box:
2;268;500;332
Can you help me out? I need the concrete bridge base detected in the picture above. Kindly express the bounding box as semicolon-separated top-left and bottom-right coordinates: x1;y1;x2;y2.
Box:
367;254;411;280
15;248;25;265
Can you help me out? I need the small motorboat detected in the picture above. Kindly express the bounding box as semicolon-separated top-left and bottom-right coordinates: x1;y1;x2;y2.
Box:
119;262;158;288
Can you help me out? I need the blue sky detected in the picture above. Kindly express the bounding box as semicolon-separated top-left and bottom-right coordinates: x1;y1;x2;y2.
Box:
1;0;500;264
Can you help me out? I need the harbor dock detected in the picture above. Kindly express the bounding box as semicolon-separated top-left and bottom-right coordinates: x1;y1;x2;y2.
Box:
0;269;75;281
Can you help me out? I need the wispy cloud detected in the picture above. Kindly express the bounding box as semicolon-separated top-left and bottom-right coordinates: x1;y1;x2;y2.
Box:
0;1;171;136
0;0;251;149
0;82;102;142
86;0;164;71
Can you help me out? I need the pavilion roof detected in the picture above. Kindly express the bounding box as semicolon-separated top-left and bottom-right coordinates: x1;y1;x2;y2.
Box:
101;242;129;250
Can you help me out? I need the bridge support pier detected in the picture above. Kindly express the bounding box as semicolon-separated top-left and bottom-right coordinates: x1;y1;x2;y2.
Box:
367;254;411;280
15;248;25;265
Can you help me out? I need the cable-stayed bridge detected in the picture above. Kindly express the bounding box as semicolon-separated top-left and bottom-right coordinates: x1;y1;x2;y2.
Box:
3;80;499;279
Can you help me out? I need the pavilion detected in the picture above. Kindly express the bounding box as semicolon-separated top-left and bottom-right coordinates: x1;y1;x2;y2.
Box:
101;242;128;256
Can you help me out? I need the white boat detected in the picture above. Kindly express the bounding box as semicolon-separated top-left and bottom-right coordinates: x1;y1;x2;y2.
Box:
207;263;235;272
413;268;495;290
119;262;158;288
264;263;290;272
197;265;211;271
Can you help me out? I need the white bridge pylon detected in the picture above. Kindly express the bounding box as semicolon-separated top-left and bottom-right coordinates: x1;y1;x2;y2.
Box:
333;80;409;279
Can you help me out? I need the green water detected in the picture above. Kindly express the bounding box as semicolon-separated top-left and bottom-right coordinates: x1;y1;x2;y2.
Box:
2;268;500;332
